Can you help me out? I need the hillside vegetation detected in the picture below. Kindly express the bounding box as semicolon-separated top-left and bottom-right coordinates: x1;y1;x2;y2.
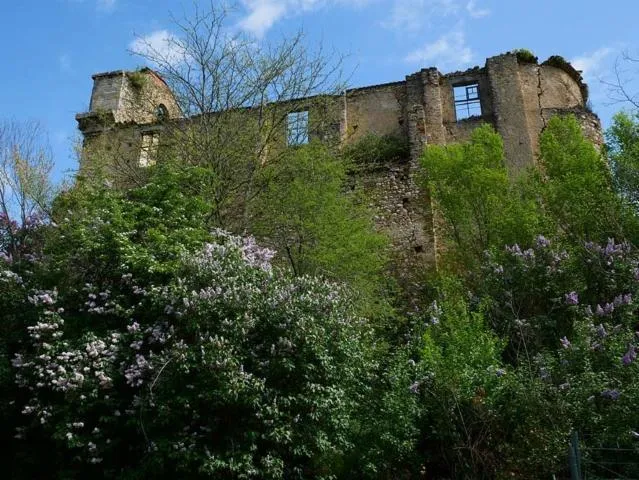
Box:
2;113;639;478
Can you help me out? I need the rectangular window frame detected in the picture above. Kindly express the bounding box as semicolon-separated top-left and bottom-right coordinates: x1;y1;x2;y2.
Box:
287;110;309;146
138;133;159;167
453;83;482;121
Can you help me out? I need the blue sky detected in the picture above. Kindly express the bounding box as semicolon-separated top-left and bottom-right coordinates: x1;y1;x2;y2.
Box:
2;0;638;180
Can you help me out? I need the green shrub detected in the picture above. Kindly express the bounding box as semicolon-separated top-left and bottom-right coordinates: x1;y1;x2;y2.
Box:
252;141;390;317
538;115;625;241
342;133;410;172
513;49;538;64
414;278;505;477
420;124;543;271
127;70;147;92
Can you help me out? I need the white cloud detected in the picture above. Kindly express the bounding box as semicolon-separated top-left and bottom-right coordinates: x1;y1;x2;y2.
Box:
238;0;375;37
129;30;185;67
571;47;614;81
571;47;618;104
383;0;488;31
466;0;489;18
383;0;459;31
239;1;288;38
404;30;473;70
97;0;116;12
237;0;488;37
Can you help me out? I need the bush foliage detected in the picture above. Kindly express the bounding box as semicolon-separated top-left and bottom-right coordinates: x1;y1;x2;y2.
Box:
4;114;639;478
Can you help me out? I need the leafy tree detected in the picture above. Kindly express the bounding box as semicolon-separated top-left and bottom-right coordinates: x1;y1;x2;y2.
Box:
421;116;635;273
420;124;541;270
538;115;628;241
251;141;389;314
415;278;505;478
607;111;639;207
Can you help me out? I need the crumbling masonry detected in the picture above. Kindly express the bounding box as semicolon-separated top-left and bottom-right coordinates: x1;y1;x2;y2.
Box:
76;52;602;284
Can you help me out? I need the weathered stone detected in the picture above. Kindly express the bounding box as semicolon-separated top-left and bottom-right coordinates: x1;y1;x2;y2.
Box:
76;52;601;280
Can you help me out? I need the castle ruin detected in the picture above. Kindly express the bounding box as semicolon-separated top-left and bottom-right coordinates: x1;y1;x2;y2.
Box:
76;52;602;283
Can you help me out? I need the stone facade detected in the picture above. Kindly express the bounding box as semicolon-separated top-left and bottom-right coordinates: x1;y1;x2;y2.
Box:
76;52;601;281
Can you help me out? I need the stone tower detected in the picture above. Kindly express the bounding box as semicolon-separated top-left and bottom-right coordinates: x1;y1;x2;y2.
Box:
76;68;181;175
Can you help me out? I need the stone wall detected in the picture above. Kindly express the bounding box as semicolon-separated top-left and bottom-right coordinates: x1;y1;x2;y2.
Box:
89;73;125;114
77;52;600;277
343;82;406;142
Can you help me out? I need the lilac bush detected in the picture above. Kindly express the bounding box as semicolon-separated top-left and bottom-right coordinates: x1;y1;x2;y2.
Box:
476;235;639;476
9;229;376;478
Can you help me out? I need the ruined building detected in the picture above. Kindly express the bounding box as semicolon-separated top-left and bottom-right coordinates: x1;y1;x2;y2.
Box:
76;52;601;282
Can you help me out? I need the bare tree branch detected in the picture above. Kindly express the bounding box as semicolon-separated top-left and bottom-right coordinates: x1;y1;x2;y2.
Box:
0;119;55;259
128;0;347;230
603;50;639;110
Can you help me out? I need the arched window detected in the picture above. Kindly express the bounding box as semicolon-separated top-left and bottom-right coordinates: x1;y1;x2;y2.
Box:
156;104;168;121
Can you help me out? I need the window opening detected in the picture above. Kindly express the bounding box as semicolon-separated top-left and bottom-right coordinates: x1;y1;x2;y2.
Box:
156;104;168;121
287;111;309;145
454;83;481;120
139;133;159;167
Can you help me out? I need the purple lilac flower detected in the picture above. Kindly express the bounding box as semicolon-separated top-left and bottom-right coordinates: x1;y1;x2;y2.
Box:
596;324;607;338
564;292;579;306
603;303;615;315
409;381;420;394
596;304;605;317
605;239;618;256
536;235;550;248
506;244;522;256
622;345;636;366
587;239;630;263
601;389;621;400
560;336;571;349
495;368;506;377
240;236;276;271
613;294;632;307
